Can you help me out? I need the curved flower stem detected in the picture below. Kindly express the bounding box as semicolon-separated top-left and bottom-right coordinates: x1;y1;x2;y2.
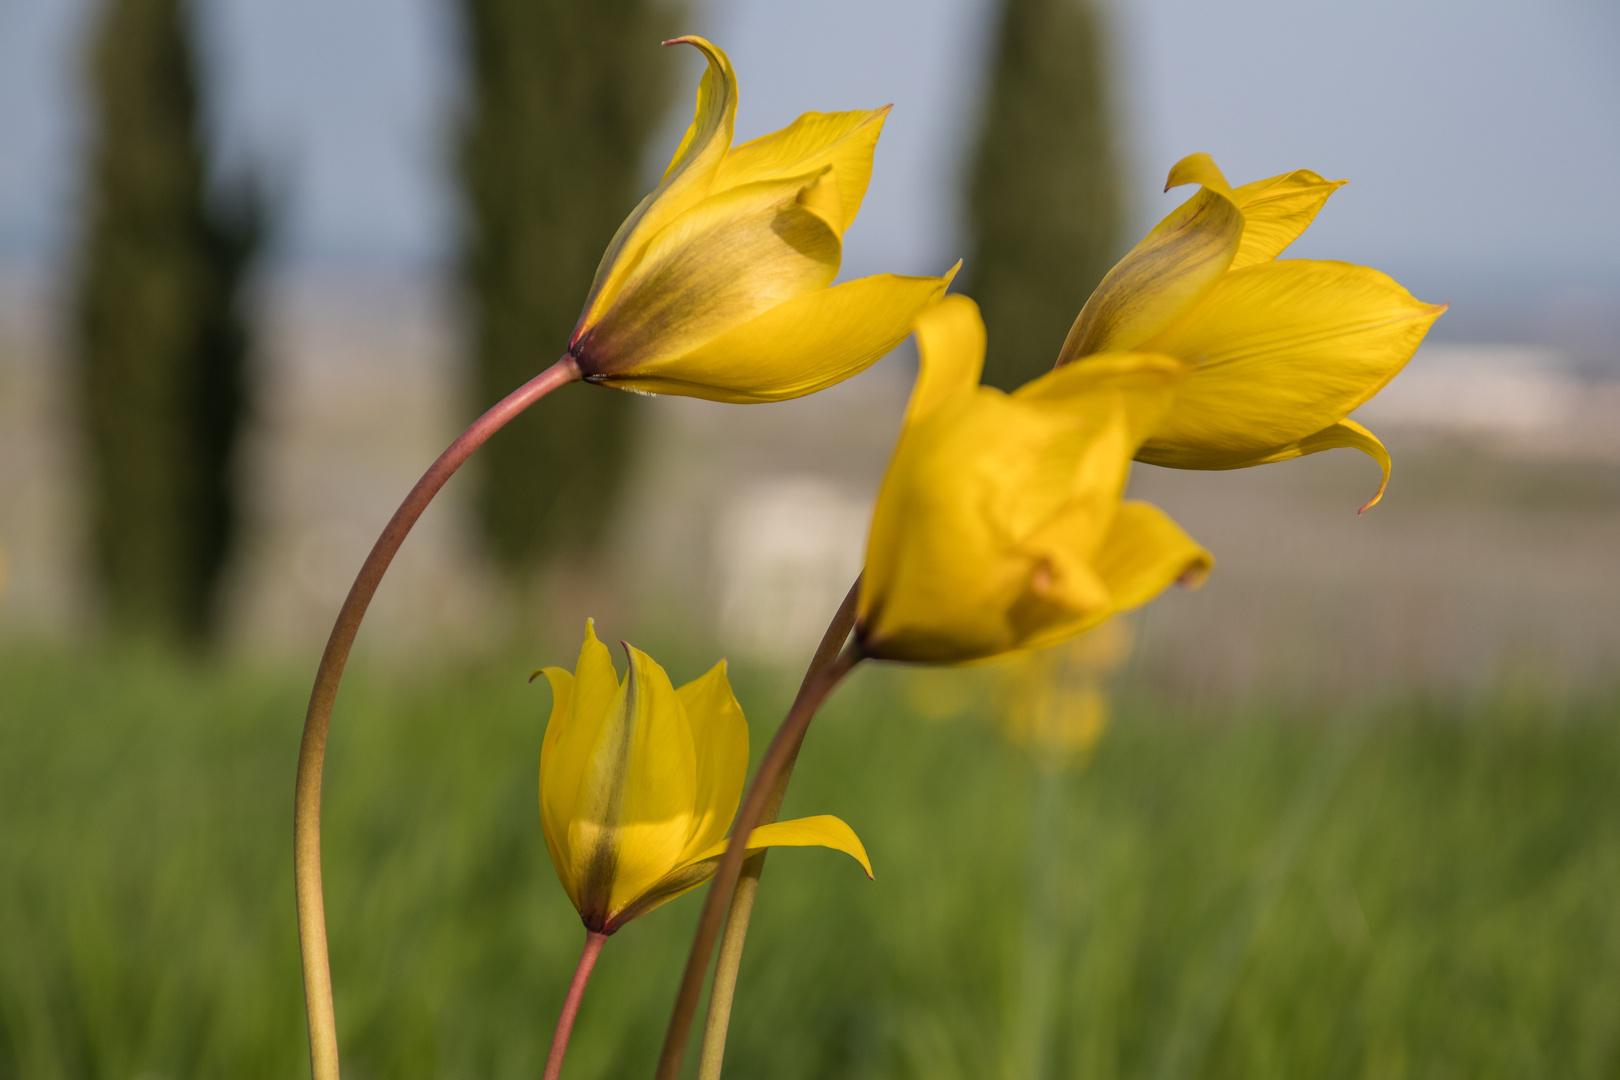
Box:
656;639;864;1080
696;577;862;1080
544;929;609;1080
295;356;581;1080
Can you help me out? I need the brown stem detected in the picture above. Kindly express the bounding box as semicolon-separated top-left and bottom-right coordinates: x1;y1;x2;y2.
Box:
544;929;609;1080
655;641;863;1080
696;576;862;1080
294;357;581;1080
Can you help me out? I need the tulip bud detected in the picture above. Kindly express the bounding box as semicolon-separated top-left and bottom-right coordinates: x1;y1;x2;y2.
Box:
535;620;871;932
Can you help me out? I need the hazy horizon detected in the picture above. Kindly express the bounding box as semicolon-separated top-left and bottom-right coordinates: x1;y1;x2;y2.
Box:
2;0;1616;360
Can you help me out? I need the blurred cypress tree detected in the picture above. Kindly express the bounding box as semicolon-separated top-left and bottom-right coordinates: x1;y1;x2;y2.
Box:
966;0;1123;391
459;0;676;572
74;0;260;644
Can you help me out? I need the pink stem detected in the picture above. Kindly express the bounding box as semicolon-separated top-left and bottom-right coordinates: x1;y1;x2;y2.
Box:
543;929;610;1080
654;644;862;1080
295;356;581;1080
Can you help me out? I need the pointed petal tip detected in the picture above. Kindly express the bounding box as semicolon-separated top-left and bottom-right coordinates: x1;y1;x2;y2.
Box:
528;668;543;684
1177;561;1213;590
1162;153;1236;201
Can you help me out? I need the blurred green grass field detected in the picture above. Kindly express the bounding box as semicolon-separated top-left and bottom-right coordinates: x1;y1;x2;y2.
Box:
2;647;1619;1080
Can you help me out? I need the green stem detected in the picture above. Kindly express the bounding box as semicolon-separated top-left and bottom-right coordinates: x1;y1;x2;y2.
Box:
655;641;863;1080
543;929;609;1080
1010;759;1066;1080
294;357;581;1080
696;577;862;1080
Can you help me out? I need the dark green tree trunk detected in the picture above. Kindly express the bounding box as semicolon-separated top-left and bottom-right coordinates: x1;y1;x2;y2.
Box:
459;0;675;571
74;0;259;644
966;0;1123;391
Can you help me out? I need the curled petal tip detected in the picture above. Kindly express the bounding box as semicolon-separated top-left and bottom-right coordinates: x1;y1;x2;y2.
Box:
1163;152;1231;196
1358;458;1391;514
528;669;543;684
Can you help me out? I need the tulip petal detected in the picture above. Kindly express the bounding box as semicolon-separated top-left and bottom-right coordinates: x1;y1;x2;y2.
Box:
569;621;621;739
681;815;874;879
604;267;957;402
860;394;1091;663
714;108;889;234
1139;259;1445;459
1154;418;1392;513
1302;419;1391;513
581;172;842;372
535;665;574;886
600;644;700;923
1057;154;1244;362
1013;351;1187;434
1164;152;1234;199
1229;169;1347;270
605;814;873;930
675;660;748;860
575;36;738;334
905;293;987;427
1091;500;1213;611
1011;355;1185;547
538;620;623;910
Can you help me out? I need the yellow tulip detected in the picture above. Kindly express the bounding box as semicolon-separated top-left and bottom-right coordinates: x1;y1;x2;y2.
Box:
535;620;872;932
856;295;1212;665
1057;153;1447;510
565;36;956;403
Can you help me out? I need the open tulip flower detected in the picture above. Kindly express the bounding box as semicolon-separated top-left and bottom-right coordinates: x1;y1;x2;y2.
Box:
1056;153;1446;511
565;36;956;403
535;621;872;933
856;295;1212;665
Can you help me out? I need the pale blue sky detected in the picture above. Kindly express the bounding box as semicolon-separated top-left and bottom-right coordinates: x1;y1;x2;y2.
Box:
2;0;1616;349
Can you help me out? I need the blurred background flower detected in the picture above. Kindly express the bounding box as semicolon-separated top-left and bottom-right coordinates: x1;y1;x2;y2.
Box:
994;618;1132;766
